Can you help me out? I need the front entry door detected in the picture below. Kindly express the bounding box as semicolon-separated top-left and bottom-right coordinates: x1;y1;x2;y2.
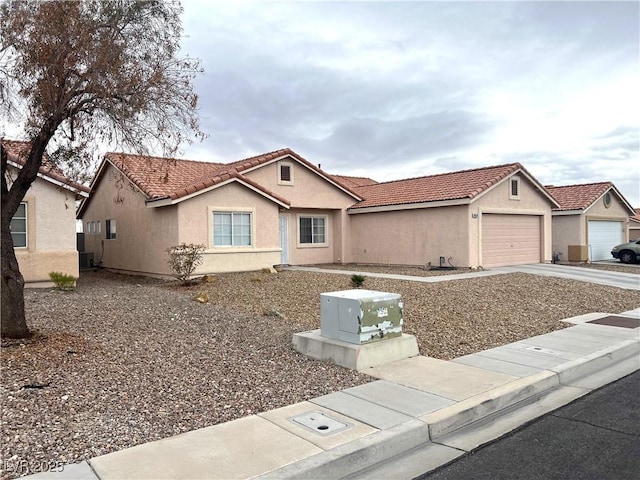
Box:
279;214;289;264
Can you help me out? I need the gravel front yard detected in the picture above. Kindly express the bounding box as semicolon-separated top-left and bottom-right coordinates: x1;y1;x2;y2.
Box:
2;267;639;478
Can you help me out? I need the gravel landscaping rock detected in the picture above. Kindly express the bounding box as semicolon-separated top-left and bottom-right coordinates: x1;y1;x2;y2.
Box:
2;267;639;478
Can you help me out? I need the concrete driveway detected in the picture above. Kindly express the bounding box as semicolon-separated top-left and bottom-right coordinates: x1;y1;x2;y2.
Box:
498;264;640;291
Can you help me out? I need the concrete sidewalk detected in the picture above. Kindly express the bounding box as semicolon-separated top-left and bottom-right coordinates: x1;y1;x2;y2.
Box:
28;309;640;480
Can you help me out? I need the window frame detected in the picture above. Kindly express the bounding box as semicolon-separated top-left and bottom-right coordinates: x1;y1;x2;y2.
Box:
298;214;328;247
509;176;521;200
211;210;254;247
11;202;28;248
106;219;117;240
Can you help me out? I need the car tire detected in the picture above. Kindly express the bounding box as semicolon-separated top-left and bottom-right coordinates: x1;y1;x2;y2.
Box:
619;250;636;264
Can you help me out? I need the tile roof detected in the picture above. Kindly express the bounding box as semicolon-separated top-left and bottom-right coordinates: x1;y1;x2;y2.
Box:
348;163;524;210
2;139;90;195
545;182;614;211
630;208;640;223
330;174;378;189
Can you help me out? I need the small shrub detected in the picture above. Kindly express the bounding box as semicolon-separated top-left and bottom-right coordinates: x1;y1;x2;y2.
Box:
166;243;205;286
49;271;76;291
350;274;366;289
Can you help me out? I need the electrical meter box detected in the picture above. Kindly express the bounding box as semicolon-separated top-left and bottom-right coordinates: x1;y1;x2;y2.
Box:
320;290;403;345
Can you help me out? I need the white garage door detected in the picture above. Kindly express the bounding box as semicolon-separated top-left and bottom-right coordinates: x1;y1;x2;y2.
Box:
588;221;623;261
482;214;541;267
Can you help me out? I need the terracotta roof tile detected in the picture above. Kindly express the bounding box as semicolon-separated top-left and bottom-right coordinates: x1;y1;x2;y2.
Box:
2;139;90;194
629;208;640;223
106;152;227;199
545;182;613;211
349;163;523;209
330;174;378;189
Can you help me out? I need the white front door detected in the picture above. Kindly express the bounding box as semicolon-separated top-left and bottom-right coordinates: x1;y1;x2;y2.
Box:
279;214;289;264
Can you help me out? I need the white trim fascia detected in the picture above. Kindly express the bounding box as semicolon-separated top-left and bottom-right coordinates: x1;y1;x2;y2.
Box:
551;209;584;216
239;154;363;201
472;168;561;208
8;160;89;197
348;198;470;214
145;177;291;210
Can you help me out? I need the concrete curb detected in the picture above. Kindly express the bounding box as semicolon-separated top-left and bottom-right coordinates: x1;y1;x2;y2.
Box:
254;419;433;480
258;338;639;479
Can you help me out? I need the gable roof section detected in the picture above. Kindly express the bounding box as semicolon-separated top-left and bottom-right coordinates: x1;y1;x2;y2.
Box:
79;148;362;216
545;182;635;214
631;208;640;224
348;162;557;212
2;139;90;197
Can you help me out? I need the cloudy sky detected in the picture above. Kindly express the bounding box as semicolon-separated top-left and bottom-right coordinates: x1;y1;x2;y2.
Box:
184;1;638;205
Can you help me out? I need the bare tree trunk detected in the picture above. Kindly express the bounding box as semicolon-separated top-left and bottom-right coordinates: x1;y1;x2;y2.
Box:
1;215;28;338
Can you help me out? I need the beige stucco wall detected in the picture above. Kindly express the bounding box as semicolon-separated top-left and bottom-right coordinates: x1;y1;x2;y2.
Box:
472;174;554;266
245;159;356;208
348;205;470;267
81;163;180;276
176;181;281;273
10;169;79;287
551;215;582;261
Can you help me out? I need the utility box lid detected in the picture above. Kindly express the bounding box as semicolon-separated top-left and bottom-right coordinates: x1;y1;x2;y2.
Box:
320;289;403;345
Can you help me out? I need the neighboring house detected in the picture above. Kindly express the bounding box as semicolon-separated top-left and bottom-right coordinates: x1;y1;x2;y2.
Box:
77;149;361;276
78;151;560;276
546;182;635;262
2;139;90;287
346;163;559;268
630;209;640;241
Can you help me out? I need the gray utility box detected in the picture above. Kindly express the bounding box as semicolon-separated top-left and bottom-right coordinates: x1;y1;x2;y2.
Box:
320;290;403;345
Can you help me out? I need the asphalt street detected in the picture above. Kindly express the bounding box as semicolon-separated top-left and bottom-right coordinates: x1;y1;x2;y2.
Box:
416;370;640;480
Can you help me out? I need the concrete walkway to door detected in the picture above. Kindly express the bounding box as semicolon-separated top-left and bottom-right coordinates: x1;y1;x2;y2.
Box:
496;264;640;291
286;263;640;291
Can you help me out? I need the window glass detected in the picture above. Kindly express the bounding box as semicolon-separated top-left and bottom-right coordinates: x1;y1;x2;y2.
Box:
214;212;251;246
300;216;325;244
106;219;116;239
11;202;27;247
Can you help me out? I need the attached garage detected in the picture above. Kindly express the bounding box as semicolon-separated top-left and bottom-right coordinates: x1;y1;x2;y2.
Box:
587;220;623;261
482;214;541;267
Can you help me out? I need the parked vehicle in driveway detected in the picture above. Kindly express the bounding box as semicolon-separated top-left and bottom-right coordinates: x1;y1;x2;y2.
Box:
611;240;640;263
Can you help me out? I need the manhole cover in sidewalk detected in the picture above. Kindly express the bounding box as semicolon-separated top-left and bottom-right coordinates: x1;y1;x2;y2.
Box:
586;316;640;329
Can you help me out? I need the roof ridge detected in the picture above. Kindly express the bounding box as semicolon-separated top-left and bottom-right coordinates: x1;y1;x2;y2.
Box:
546;181;612;189
354;162;522;188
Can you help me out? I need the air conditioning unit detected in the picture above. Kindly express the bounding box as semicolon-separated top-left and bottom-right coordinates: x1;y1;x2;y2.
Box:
320;290;403;345
78;252;94;270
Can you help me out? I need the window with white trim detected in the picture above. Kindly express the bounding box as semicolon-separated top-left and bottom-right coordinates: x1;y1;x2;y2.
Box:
213;212;252;246
299;216;326;244
509;177;520;199
106;219;116;239
11;202;27;248
278;161;294;185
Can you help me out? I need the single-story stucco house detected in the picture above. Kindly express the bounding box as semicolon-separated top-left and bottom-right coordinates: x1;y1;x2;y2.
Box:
546;182;635;262
77;148;560;277
628;208;640;241
343;163;559;268
3;139;90;287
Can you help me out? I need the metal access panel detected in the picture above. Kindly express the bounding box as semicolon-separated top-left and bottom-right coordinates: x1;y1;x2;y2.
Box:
320;289;403;345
